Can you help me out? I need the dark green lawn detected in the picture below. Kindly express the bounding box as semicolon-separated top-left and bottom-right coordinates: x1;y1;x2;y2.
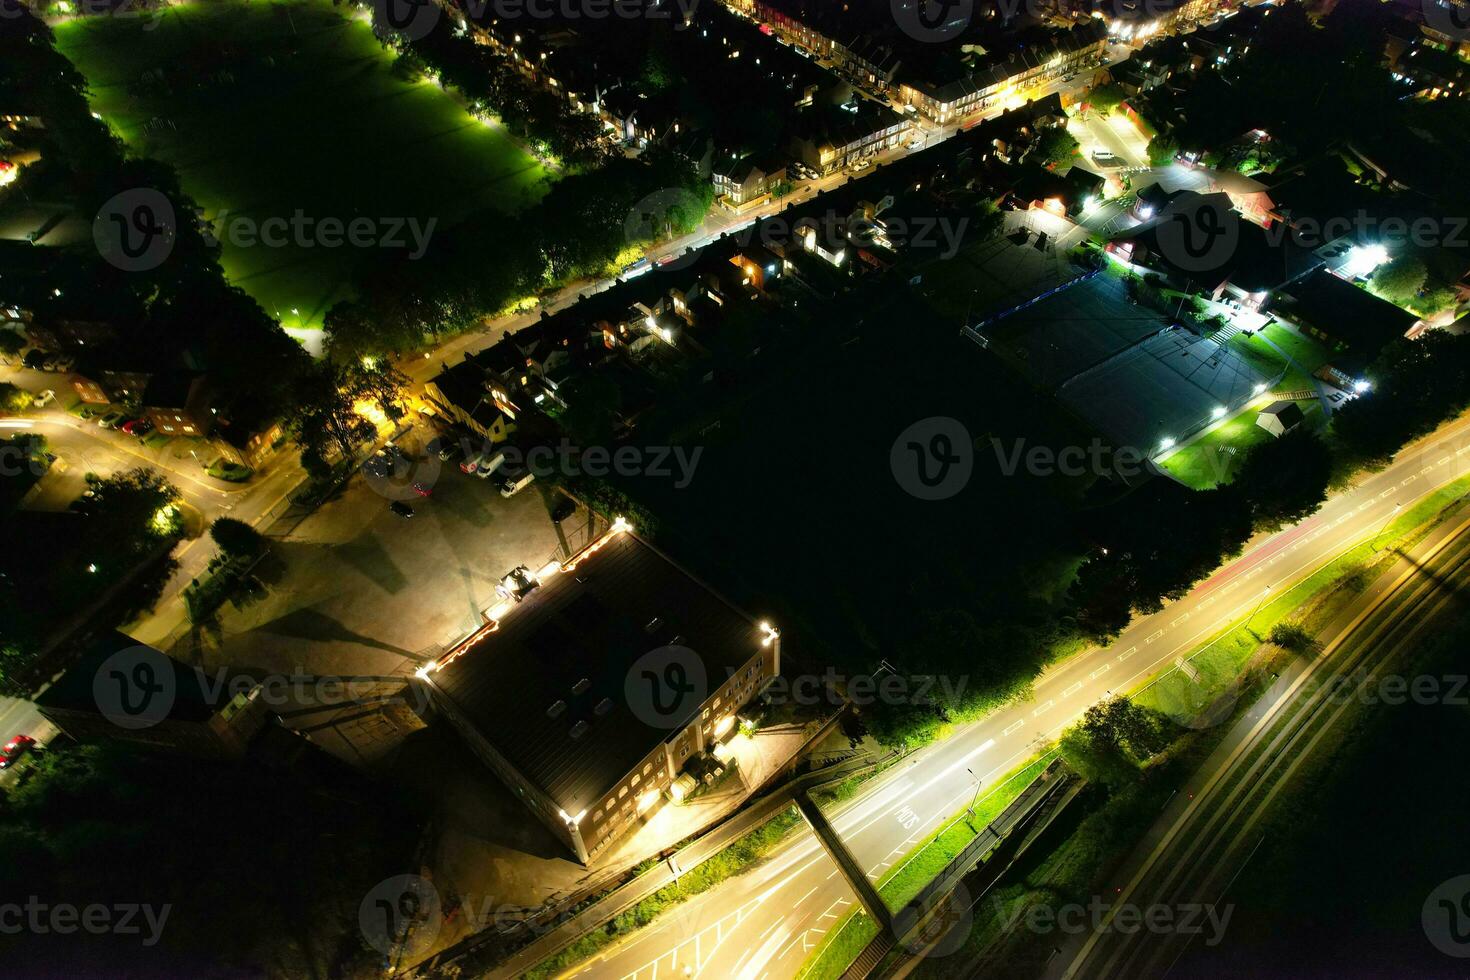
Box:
56;0;548;337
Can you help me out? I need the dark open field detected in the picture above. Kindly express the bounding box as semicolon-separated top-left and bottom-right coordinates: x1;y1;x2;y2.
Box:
56;0;548;341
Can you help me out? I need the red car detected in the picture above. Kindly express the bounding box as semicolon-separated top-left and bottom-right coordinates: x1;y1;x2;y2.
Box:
121;418;153;437
411;482;432;497
0;734;36;769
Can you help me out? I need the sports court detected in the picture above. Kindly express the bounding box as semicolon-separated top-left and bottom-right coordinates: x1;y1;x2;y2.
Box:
1058;328;1267;453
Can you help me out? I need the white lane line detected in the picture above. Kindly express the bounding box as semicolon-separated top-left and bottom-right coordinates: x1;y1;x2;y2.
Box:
1033;700;1054;717
1118;646;1136;662
1063;682;1082;697
1003;720;1023;736
1380;489;1395;498
1403;476;1417;486
1145;629;1164;644
1091;664;1111;679
1172;613;1189;626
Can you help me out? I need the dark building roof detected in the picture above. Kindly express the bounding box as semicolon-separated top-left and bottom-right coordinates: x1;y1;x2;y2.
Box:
1272;269;1418;358
36;631;229;724
428;532;765;814
1114;197;1324;294
142;370;203;410
1259;400;1305;430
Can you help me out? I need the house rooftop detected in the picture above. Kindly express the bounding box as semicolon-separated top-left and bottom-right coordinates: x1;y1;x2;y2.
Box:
425;528;767;815
1273;268;1419;358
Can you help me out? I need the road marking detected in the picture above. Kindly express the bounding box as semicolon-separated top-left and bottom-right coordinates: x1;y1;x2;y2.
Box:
1403;476;1417;486
1145;630;1164;644
1063;682;1082;696
1003;720;1023;736
1091;664;1111;679
1033;700;1054;717
1172;613;1189;626
1381;489;1395;498
1201;595;1217;607
1440;456;1452;466
1118;646;1136;662
1224;581;1240;592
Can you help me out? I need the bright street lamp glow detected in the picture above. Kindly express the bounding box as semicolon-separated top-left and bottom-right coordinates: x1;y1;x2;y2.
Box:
1211;405;1227;420
1253;382;1268;395
1343;243;1389;279
1354;379;1372;393
1159;436;1176;450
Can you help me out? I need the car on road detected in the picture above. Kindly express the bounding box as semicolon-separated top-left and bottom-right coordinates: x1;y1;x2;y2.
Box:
0;734;36;770
33;389;55;407
96;411;126;429
1091;149;1120;168
851;158;872;173
389;501;415;518
121;417;152;436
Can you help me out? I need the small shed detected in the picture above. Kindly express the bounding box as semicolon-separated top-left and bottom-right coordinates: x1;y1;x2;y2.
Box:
1256;400;1306;437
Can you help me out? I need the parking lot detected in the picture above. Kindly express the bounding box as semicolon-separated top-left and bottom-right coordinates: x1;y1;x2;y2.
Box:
161;427;592;756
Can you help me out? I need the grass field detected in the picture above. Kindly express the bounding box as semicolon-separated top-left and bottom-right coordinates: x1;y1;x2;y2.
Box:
1161;399;1325;489
55;0;548;338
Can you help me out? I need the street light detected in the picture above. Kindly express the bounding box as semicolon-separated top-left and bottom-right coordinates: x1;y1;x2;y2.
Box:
1372;502;1402;552
965;767;983;820
1247;585;1271;633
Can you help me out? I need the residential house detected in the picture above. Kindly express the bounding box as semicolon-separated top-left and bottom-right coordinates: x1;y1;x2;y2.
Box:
1270;268;1420;361
425;357;521;445
142;370;214;438
789;101;910;174
712;154;789;210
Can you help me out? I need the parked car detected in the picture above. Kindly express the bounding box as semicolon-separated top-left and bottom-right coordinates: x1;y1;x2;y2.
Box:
96;411;126;429
460;451;486;475
498;469;535;498
33;389;55;407
851;158;872;173
411;481;432;497
21;349;47;371
0;734;36;770
429;435;463;462
121;417;152;436
476;447;510;479
389;501;415;518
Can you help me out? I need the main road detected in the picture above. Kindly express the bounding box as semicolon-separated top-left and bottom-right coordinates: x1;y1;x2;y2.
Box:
561;417;1470;980
1054;507;1470;980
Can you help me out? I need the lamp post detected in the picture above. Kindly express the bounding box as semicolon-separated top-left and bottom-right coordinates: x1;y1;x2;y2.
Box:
965;767;982;820
1372;502;1401;552
1247;585;1271;633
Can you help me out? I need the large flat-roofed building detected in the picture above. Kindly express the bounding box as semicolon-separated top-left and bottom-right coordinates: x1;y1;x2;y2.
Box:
418;522;780;863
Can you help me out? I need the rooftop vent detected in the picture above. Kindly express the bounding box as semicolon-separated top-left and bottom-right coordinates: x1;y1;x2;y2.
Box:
644;617;664;634
572;678;591;696
569;720;590;739
547;700;567;719
594;698;613;716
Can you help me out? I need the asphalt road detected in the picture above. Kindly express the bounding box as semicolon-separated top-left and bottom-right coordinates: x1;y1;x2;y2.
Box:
1054;509;1470;980
563;415;1470;980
